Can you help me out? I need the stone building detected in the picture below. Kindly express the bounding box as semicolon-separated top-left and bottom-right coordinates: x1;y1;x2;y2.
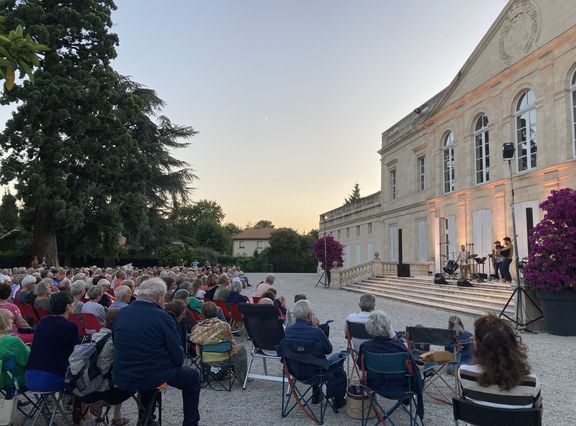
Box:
319;0;576;274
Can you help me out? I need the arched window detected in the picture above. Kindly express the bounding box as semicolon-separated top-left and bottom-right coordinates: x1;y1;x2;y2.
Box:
570;71;576;157
443;132;455;193
474;114;490;184
515;90;537;171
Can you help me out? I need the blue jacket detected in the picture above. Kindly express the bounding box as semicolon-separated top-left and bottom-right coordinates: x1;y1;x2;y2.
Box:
113;300;184;391
358;337;424;419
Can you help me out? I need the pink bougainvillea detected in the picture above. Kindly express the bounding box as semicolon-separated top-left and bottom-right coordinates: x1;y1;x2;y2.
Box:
312;235;344;271
524;188;576;293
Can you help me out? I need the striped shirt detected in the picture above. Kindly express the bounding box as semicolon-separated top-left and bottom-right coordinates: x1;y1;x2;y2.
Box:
458;364;542;409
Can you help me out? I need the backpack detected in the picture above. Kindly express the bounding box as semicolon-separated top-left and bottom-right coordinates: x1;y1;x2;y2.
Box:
65;333;113;397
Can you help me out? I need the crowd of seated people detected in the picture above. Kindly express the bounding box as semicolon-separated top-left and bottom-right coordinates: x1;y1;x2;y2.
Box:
0;264;545;425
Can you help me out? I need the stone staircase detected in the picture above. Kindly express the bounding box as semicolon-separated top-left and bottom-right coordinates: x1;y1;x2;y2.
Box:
343;275;515;317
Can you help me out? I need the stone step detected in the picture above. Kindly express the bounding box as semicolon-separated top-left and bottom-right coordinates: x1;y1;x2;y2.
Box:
342;275;515;317
344;284;515;317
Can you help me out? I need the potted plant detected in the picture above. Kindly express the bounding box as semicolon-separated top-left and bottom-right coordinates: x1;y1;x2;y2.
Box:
524;188;576;336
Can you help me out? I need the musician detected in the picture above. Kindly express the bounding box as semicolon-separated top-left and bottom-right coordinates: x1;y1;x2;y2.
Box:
491;241;503;280
456;245;471;278
499;237;513;283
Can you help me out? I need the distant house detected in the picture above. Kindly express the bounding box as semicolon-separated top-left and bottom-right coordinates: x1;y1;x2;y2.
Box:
232;228;274;257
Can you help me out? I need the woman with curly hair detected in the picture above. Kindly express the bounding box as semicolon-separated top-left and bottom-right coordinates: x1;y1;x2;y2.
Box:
458;315;542;410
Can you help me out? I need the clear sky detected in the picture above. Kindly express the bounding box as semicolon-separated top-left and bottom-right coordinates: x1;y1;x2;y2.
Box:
2;0;509;233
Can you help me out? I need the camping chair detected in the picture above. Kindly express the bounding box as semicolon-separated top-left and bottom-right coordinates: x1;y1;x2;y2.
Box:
277;340;337;425
16;303;40;327
229;303;245;334
452;397;542;426
213;300;232;322
238;303;285;389
0;355;40;420
198;341;238;391
405;326;459;404
68;313;102;339
136;383;167;426
28;390;67;426
346;321;373;380
360;351;422;426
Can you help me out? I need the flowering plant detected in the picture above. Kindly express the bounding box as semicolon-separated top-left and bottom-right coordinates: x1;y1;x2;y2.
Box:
524;188;576;293
312;235;344;271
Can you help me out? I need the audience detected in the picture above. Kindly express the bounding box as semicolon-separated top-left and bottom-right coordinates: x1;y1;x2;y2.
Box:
0;283;33;344
109;285;131;309
16;275;36;304
25;292;80;391
82;285;107;325
33;279;53;313
113;278;201;426
254;273;275;298
458;315;542;410
70;280;86;313
227;279;247;304
346;293;392;351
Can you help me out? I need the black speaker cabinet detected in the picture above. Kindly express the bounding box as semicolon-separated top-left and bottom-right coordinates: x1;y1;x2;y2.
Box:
397;263;410;277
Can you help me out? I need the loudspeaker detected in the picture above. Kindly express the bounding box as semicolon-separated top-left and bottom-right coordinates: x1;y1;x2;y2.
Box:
434;273;447;284
457;278;473;287
397;263;410;277
502;142;515;159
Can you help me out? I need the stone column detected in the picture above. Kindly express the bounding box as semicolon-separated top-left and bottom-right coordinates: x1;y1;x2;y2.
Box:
330;268;341;290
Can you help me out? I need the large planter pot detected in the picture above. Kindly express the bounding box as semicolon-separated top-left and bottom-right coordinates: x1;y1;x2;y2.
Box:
537;288;576;336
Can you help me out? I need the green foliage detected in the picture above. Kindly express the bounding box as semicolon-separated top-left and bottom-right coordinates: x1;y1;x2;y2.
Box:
0;192;18;232
195;219;227;253
345;183;361;204
0;16;48;90
156;244;219;266
254;219;274;229
263;228;316;272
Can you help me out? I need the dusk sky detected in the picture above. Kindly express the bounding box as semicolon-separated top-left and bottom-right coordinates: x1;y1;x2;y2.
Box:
2;0;509;232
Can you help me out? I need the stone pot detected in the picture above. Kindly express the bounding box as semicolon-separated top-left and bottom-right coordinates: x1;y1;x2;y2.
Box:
537;288;576;336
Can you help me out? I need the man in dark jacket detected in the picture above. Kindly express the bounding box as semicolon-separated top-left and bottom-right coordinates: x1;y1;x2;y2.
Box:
113;278;200;426
278;300;346;408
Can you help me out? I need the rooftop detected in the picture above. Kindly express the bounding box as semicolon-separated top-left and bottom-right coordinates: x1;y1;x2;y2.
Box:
232;228;275;240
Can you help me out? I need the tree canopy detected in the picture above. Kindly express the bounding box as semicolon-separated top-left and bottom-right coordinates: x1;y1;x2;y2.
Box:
345;183;361;204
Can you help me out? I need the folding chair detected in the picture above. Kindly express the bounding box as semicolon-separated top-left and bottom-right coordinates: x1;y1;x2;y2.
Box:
0;355;40;420
277;340;337;425
28;390;67;426
238;303;285;389
346;321;373;379
406;326;459;404
16;303;40;326
137;383;167;426
68;313;102;340
452;397;542;426
229;303;245;334
198;341;238;391
213;300;232;322
360;351;422;426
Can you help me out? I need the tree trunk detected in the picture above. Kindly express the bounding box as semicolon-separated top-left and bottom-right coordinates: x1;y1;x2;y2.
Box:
32;225;59;267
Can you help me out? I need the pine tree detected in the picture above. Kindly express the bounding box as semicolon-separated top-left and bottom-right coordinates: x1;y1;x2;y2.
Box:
345;183;361;204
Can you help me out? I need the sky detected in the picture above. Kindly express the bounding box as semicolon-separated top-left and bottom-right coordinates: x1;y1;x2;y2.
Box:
2;0;509;233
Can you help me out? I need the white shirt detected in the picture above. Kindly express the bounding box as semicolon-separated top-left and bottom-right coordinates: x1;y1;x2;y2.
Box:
346;311;396;351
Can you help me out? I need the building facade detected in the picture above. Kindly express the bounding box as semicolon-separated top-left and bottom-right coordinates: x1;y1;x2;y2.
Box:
320;0;576;274
231;228;274;257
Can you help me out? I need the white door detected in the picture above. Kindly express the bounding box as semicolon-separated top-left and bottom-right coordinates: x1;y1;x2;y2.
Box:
367;243;373;261
416;219;428;262
389;224;398;261
472;209;493;258
356;244;361;265
343;245;349;268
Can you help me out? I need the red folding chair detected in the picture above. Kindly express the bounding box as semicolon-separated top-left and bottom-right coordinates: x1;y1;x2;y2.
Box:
16;303;40;326
36;308;50;319
189;309;203;322
229;303;244;332
251;296;261;304
213;300;232;322
81;313;102;335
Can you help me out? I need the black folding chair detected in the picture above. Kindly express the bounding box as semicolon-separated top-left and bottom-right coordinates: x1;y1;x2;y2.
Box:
277;339;337;425
406;326;459;404
452;397;541;426
346;321;373;379
198;341;238;391
360;351;422;426
238;303;285;389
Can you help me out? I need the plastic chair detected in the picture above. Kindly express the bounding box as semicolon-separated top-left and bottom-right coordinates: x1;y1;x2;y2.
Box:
198;341;237;392
360;351;422;426
405;326;459;404
452;396;541;426
238;303;285;389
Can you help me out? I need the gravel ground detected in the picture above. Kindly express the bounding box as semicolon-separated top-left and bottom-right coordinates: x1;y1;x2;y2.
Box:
20;272;576;425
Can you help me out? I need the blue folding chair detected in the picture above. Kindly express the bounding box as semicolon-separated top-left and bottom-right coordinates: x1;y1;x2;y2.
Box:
0;356;43;421
199;341;238;391
360;351;423;426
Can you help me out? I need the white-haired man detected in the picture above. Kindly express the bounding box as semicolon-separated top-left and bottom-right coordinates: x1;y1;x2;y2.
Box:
279;300;347;409
113;278;200;426
109;285;131;309
346;293;395;351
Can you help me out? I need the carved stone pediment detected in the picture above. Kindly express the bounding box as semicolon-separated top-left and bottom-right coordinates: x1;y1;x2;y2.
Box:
498;0;540;66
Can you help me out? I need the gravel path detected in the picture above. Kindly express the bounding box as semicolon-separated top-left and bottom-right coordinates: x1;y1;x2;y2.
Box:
20;272;576;425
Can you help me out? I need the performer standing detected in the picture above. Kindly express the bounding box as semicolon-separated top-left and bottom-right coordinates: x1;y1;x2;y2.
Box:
492;241;502;280
499;237;513;283
456;245;471;278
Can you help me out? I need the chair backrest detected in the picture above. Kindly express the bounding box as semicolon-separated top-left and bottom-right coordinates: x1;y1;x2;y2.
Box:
229;304;243;322
251;296;261;304
452;397;541;426
36;308;49;319
277;339;327;382
238;303;284;351
406;326;456;347
362;351;411;375
68;313;87;337
347;321;373;340
201;341;232;353
213;300;232;321
81;313;102;334
16;303;39;326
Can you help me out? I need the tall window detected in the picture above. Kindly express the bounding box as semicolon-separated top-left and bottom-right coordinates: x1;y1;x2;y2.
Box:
390;169;397;199
356;225;360;236
474;114;490;184
337;229;341;240
443;132;455;193
367;222;373;234
515;90;537;171
346;227;350;238
417;156;425;191
571;70;576;157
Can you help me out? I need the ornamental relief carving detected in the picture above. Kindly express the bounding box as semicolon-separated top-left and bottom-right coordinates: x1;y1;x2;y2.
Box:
498;0;540;66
